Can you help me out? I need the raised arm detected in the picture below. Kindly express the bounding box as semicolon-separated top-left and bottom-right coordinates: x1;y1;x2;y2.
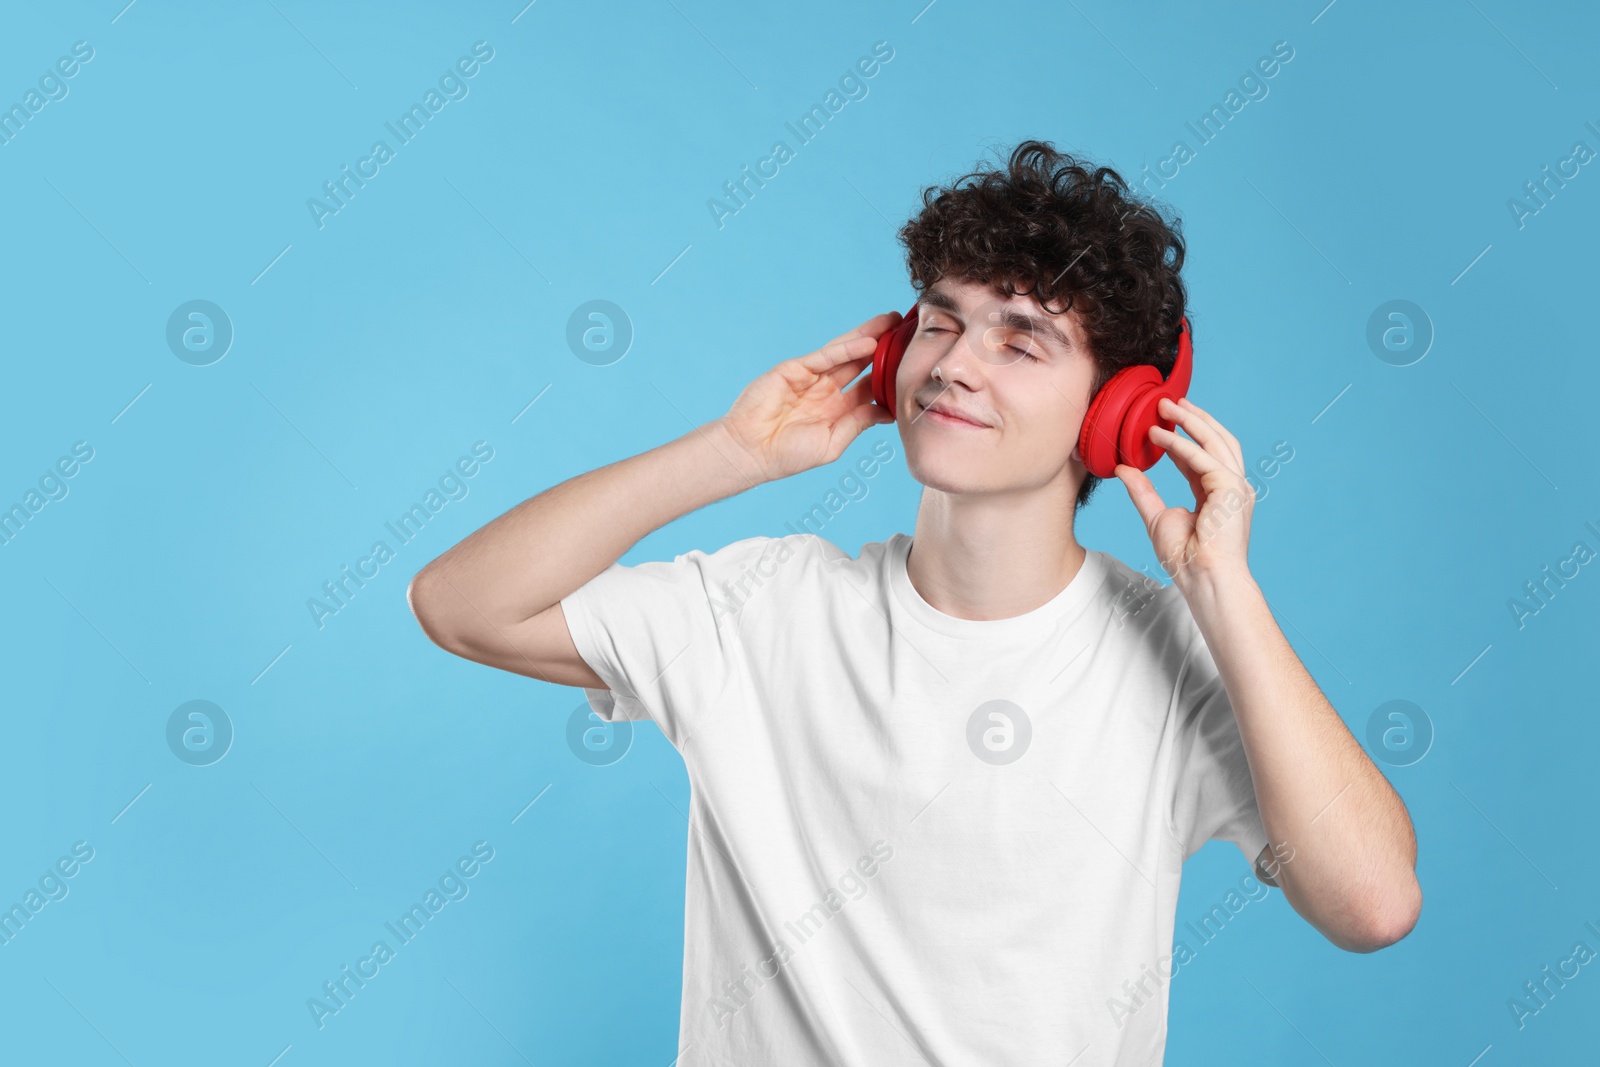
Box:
405;311;902;687
1117;396;1421;953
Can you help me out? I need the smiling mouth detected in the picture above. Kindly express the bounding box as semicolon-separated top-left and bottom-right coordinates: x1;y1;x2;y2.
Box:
920;402;991;429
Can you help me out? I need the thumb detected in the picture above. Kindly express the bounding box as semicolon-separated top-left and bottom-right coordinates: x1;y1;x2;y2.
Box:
1115;463;1165;534
829;381;894;453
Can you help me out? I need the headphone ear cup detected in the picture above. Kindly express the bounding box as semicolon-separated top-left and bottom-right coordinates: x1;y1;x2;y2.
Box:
1116;317;1193;472
871;306;918;411
1077;365;1161;478
1078;317;1193;478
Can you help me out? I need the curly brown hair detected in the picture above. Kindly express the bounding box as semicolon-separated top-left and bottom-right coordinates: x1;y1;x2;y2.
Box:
897;139;1189;509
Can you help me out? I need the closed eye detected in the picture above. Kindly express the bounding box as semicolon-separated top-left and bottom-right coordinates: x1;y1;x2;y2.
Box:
923;324;1041;362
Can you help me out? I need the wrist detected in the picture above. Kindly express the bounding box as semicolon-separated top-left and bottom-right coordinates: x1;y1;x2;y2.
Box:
1173;561;1259;607
691;418;771;492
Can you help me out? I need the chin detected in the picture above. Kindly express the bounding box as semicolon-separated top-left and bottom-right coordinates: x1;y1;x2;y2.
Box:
904;443;1000;493
906;436;1075;495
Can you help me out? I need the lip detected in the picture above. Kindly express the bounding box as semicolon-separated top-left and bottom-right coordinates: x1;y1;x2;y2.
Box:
920;401;992;429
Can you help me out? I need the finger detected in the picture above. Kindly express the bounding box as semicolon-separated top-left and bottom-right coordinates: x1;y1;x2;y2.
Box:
823;350;879;390
1175;397;1244;471
840;368;883;412
797;331;882;378
1160;398;1243;477
831;376;896;450
1149;424;1213;503
1115;463;1166;534
1184;398;1244;472
773;347;873;397
1151;423;1226;476
826;311;903;350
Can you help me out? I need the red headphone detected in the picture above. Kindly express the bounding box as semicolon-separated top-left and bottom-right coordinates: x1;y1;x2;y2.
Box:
870;303;1193;478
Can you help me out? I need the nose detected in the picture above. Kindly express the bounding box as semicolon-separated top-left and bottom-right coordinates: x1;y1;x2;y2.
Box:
924;326;988;391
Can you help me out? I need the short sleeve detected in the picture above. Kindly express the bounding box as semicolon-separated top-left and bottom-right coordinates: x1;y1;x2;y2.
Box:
1167;629;1269;867
557;535;785;749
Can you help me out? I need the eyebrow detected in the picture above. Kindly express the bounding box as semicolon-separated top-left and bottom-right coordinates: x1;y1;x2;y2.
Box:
919;285;1076;354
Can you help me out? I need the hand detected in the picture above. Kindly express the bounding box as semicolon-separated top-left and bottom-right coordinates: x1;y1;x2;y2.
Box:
716;311;900;482
1114;396;1255;588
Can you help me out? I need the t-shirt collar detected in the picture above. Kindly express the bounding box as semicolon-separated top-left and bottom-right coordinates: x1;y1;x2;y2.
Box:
887;532;1108;639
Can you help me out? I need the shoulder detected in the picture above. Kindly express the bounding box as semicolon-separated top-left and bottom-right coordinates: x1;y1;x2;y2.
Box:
684;531;839;571
642;533;882;635
651;531;896;581
671;530;866;594
705;530;904;601
701;531;898;569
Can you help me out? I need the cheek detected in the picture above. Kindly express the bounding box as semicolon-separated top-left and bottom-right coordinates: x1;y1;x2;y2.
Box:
1035;419;1080;457
897;349;938;407
896;355;915;395
1006;387;1087;462
1004;381;1070;432
894;362;915;418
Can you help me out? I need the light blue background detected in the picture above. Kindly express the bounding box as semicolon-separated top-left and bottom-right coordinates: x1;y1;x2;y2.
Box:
2;1;1596;1064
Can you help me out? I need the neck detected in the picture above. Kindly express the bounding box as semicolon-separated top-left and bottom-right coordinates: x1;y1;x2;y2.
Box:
906;485;1087;622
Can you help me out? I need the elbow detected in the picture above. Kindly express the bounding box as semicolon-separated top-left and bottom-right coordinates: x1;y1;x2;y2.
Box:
1338;878;1422;954
407;567;461;652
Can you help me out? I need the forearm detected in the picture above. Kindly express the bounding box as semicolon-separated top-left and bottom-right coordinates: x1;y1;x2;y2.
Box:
412;417;760;635
1179;566;1421;952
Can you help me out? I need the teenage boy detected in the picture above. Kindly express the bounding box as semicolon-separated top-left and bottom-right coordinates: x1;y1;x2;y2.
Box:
410;140;1420;1066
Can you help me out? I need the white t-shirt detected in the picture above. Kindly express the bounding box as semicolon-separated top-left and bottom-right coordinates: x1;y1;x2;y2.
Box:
559;531;1268;1066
